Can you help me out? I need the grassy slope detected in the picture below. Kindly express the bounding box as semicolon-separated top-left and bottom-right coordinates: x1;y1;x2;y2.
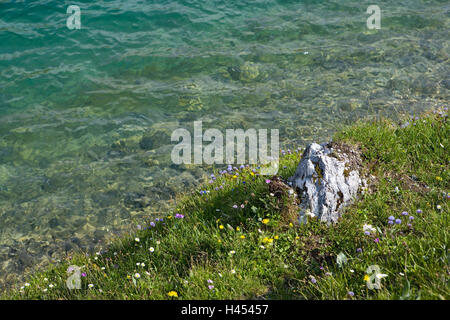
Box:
2;108;449;300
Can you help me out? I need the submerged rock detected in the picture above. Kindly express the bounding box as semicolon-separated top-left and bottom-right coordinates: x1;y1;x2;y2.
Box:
288;142;366;224
139;131;168;150
227;61;260;82
139;122;180;150
17;250;33;269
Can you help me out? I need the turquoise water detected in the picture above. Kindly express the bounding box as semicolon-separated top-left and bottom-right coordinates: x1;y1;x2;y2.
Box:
0;0;448;288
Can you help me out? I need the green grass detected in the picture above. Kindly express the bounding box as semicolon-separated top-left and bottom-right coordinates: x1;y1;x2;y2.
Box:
2;108;449;300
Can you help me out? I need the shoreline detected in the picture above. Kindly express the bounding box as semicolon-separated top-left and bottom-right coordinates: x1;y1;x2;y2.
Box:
2;106;448;300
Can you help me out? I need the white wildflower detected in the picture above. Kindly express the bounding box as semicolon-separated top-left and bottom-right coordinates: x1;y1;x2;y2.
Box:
376;273;388;280
363;224;376;233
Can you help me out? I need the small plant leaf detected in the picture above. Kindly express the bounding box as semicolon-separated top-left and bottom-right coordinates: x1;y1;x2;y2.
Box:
336;252;347;267
400;279;410;300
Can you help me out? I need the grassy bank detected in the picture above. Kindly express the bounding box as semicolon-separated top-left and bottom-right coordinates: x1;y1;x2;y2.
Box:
2;108;449;300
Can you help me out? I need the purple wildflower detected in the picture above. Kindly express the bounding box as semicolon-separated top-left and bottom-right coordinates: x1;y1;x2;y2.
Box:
395;219;402;224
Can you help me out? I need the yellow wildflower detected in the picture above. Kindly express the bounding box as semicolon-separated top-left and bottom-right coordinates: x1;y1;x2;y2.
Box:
262;219;269;224
167;291;178;298
236;227;240;231
240;235;245;239
364;275;369;281
274;235;279;240
219;225;224;230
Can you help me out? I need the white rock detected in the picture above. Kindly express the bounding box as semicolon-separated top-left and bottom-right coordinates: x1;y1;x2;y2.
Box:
288;142;363;224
